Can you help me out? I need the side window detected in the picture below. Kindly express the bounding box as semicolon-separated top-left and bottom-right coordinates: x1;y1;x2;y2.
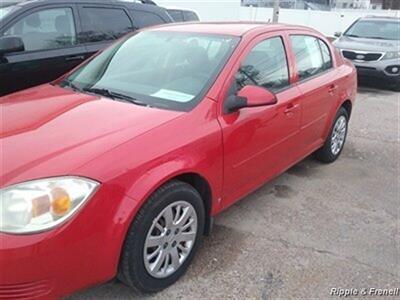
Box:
80;7;133;43
168;10;184;22
235;37;289;92
318;39;333;71
184;11;199;21
290;35;325;80
131;10;165;28
4;8;76;52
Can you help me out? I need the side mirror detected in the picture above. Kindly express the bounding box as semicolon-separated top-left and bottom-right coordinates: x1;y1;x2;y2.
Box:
0;36;24;56
334;31;342;38
224;85;277;114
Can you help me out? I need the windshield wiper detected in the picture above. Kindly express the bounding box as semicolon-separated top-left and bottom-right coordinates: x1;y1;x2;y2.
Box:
345;34;360;38
363;36;388;40
60;79;81;92
83;87;148;107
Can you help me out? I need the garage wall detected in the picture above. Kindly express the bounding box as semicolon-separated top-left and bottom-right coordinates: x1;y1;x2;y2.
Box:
156;0;400;37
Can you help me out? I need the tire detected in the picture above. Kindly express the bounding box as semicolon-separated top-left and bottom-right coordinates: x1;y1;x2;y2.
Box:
314;107;349;163
118;180;205;293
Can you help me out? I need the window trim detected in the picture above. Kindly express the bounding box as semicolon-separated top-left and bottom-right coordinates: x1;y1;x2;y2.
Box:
1;4;81;55
289;34;334;84
317;39;333;71
77;4;134;46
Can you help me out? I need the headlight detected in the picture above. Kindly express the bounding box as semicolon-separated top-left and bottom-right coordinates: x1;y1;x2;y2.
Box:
0;177;99;234
382;51;400;60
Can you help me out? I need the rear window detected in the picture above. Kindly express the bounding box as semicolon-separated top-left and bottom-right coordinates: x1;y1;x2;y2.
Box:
80;7;133;43
184;11;199;21
168;10;184;22
131;10;165;28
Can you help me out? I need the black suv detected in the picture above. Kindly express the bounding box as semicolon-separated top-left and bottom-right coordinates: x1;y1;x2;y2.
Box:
0;0;173;96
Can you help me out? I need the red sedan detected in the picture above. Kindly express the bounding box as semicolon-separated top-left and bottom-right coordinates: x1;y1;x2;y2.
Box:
0;23;357;298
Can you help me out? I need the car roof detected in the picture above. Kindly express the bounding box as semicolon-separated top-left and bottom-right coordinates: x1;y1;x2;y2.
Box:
166;7;196;13
0;1;21;7
9;0;163;11
361;15;400;22
147;22;314;37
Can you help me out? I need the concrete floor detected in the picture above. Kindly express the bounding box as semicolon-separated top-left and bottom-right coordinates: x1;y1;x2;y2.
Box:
71;84;399;299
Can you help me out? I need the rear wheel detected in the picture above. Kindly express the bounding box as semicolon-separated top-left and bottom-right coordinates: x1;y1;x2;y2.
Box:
314;107;349;163
118;180;204;293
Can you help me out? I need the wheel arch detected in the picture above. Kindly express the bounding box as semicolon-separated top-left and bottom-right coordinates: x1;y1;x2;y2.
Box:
124;164;216;237
143;172;214;236
113;168;216;282
341;99;352;117
173;172;213;235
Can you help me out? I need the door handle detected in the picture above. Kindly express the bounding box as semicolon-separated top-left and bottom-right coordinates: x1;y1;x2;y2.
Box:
65;55;85;61
284;103;299;116
328;84;338;94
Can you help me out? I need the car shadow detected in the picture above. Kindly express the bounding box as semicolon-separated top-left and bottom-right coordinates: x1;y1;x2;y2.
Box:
357;77;397;94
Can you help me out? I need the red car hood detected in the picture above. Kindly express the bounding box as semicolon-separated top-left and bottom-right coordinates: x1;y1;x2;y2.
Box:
0;85;183;188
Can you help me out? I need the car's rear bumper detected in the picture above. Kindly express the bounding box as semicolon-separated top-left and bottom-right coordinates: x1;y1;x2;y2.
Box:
0;185;136;299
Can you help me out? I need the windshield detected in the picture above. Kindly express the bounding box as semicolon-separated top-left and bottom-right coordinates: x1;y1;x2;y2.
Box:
62;31;239;111
344;20;400;40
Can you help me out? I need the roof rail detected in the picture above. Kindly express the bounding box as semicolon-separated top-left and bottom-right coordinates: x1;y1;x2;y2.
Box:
137;0;157;5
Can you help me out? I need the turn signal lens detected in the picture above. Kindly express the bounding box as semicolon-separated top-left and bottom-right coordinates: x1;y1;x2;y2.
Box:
51;187;72;216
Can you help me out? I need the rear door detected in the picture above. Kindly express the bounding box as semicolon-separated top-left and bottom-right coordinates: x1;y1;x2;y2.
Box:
77;4;134;60
0;4;86;95
289;33;338;151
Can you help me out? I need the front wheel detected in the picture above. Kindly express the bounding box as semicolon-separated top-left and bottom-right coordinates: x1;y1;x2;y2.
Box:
118;180;205;293
314;107;349;163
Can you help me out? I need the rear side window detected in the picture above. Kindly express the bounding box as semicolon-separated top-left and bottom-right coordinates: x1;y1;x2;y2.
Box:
290;35;331;80
4;7;76;51
235;37;290;92
80;7;133;43
184;11;199;21
168;10;184;22
131;10;165;28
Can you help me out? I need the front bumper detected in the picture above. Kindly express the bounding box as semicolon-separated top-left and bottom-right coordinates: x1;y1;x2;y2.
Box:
352;58;400;84
0;185;137;299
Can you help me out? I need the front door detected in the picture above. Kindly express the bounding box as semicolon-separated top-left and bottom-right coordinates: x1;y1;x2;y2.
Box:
0;5;86;96
218;34;302;207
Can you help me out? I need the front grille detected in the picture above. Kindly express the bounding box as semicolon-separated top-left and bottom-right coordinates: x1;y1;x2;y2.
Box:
356;66;376;71
0;280;51;299
342;50;383;61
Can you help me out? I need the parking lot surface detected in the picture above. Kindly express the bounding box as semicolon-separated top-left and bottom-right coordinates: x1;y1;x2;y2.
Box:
71;85;399;299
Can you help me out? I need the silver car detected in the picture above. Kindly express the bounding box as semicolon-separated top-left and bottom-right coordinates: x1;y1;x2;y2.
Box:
333;16;400;91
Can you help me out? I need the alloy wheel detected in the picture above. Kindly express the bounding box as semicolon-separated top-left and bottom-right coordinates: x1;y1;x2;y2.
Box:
143;201;198;278
331;115;347;155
